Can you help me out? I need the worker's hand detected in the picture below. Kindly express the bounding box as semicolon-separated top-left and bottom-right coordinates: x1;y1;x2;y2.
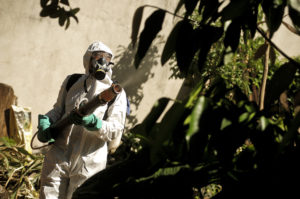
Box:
37;115;55;143
69;109;102;131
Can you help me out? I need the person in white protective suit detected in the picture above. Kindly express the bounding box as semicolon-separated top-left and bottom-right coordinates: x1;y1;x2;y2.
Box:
37;41;127;199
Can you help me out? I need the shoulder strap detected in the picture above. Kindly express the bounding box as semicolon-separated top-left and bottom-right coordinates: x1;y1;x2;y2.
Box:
66;73;84;92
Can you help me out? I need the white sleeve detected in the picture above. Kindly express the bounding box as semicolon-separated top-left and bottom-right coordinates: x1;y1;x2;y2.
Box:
93;90;127;145
46;76;69;123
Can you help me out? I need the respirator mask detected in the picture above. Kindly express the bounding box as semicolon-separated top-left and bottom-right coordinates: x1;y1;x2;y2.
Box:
89;51;113;80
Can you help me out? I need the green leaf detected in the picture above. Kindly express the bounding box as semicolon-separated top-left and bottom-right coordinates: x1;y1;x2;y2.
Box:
220;118;232;130
161;21;183;66
131;6;144;47
239;112;249;123
186;96;210;142
134;9;165;68
288;1;300;35
185;81;204;108
223;47;234;65
259;116;269;131
265;62;298;107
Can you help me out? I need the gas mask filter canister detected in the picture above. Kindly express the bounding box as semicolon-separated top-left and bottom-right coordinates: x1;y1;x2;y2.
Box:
90;57;111;80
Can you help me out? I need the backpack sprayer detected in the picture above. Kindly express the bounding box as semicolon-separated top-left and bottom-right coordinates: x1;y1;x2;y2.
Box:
31;83;122;150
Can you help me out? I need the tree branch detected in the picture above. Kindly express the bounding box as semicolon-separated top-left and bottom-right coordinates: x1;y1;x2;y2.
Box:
256;27;300;68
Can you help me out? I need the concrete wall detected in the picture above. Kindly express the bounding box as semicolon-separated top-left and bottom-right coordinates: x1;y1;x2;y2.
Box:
0;1;300;149
0;0;184;148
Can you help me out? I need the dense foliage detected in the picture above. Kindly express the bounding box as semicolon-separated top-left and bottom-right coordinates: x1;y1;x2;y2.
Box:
0;138;43;199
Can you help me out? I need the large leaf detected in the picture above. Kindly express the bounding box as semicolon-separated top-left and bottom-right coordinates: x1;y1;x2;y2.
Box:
185;96;210;144
131;6;144;47
262;0;286;37
175;20;197;75
134;9;165;68
161;21;183;66
264;62;298;107
224;20;241;52
288;0;300;35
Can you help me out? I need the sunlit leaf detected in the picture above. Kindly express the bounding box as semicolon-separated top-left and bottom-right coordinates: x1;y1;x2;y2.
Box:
259;116;269;131
239;112;249;123
186;96;210;142
134;9;165;68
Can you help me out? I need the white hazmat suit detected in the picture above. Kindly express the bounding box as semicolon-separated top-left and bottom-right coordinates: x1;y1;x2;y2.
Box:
39;41;127;199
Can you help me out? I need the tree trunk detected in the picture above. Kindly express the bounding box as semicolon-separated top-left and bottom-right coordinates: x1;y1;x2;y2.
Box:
259;32;270;110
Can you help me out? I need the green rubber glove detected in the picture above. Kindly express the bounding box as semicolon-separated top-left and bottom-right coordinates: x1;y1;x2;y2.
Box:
37;115;55;143
69;111;102;131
